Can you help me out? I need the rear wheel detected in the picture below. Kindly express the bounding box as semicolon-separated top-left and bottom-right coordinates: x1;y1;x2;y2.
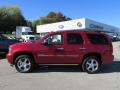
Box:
15;55;34;73
82;56;101;74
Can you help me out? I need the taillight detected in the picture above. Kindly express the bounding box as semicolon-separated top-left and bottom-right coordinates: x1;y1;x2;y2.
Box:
107;35;113;53
110;42;113;53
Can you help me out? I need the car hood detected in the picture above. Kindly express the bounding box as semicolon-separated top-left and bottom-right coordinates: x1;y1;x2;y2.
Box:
10;41;35;51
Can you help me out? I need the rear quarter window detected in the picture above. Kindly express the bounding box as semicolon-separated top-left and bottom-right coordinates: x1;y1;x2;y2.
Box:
87;34;109;44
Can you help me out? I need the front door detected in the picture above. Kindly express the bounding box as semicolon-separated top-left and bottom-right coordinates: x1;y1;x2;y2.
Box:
36;33;65;64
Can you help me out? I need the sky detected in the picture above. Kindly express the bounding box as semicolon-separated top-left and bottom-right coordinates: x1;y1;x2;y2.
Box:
0;0;120;27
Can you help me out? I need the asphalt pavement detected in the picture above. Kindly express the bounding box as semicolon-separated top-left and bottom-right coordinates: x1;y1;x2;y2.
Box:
0;56;120;90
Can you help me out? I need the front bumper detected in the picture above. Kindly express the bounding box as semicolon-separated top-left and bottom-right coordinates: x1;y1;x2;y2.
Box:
6;53;14;65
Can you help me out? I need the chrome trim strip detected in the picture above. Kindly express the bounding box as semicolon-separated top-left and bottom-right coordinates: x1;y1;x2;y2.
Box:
38;55;54;57
38;54;79;57
65;55;79;57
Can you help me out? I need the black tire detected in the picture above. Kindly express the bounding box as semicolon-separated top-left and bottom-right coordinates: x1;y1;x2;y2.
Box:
15;55;34;73
78;64;84;71
82;56;101;74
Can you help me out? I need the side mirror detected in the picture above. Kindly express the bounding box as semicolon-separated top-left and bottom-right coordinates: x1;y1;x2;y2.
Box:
43;38;53;46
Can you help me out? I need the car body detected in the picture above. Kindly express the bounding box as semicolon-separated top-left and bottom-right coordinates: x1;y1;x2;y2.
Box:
0;34;20;53
6;30;114;73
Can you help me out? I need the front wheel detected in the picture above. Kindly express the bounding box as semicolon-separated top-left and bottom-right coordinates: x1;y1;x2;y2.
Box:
82;56;101;74
15;55;34;73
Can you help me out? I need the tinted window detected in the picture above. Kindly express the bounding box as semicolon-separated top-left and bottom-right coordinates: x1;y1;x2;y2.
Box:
87;34;108;44
67;33;83;44
22;32;33;35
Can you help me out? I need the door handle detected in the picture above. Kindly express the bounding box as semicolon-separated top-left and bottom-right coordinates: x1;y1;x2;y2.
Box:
56;48;64;51
79;48;87;50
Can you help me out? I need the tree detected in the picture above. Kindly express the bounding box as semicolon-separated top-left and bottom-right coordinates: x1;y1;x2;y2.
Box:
32;11;71;32
47;12;56;18
46;11;71;23
0;6;27;33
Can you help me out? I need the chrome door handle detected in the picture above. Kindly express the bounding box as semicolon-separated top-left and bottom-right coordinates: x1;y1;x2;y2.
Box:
79;48;86;50
56;48;64;50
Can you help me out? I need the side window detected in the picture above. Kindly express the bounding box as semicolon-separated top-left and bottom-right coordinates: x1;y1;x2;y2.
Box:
0;35;6;40
87;34;109;44
67;33;83;44
44;34;63;44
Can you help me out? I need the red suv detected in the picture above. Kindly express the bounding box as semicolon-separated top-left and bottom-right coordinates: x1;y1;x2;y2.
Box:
6;30;114;73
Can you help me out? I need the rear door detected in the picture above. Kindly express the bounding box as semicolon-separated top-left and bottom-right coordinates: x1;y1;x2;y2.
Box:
64;32;85;64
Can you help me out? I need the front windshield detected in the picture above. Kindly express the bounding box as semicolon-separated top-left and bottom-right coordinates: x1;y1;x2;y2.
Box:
22;32;33;35
0;34;8;40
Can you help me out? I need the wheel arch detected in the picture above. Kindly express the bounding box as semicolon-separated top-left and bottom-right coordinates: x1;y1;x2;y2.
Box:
13;52;36;65
82;52;102;64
